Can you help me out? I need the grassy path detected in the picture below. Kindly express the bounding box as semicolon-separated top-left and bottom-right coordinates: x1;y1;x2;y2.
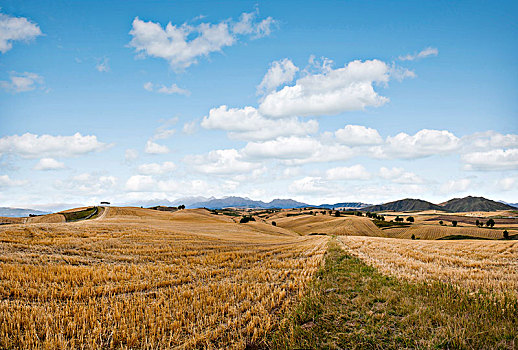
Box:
266;239;517;349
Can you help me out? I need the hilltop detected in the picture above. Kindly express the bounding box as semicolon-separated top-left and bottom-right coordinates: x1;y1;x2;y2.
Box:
361;199;444;212
440;196;516;212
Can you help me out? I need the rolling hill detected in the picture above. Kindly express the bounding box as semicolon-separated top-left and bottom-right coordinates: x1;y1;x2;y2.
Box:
440;196;516;212
361;199;444;212
0;207;49;217
187;196;309;209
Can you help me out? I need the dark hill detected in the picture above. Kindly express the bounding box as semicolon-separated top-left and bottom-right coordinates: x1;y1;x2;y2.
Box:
361;199;444;212
441;196;515;212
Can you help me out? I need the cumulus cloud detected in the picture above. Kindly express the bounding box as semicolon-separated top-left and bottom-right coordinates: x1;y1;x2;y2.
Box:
185;149;259;175
34;158;65;171
440;178;471;194
335;125;383;146
0;132;109;158
379;167;424;184
374;129;460;159
129;11;275;70
137;161;176;175
0;12;42;53
96;57;110;72
399;47;438;61
462;148;518;170
243;136;321;160
0;174;27;187
126;175;155;192
259;59;395;118
144;140;170;154
144;81;190;95
462;131;518;150
326;165;370;180
0;72;44;93
201;105;318;141
257;58;298;95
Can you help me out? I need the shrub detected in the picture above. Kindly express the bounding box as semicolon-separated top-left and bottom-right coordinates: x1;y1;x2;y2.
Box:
411;234;416;240
272;221;277;226
503;230;509;239
452;221;457;227
335;211;341;217
406;216;414;223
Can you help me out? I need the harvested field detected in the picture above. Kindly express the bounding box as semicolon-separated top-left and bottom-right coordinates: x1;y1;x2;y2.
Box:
26;213;66;224
0;207;328;349
271;214;383;237
425;214;518;226
382;224;515;240
339;236;518;297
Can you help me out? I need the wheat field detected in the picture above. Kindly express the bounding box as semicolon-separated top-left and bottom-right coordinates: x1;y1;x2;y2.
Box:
339;235;518;297
0;207;328;349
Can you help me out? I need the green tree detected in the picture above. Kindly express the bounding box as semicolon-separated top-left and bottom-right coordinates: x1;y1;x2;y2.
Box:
452;220;457;227
272;221;277;226
406;216;414;223
486;218;495;228
475;219;480;227
411;234;416;240
503;230;509;239
439;220;444;225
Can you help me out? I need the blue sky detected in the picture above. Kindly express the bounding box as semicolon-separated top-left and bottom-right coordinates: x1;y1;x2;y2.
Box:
0;0;517;210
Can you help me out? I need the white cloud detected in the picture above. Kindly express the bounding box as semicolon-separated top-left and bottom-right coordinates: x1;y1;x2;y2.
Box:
375;129;460;159
137;161;176;175
259;59;395;118
129;11;275;70
143;82;153;91
462;148;518;170
462;131;518;150
289;176;329;194
326;165;370;180
0;12;42;53
55;173;117;195
0;174;27;187
0;132;109;158
96;57;110;72
497;177;517;191
440;178;471;194
183;120;198;134
34;158;65;171
1;72;44;93
379;167;424;184
399;47;438;61
143;81;190;95
257;58;298;95
185;149;259;175
201;105;318;141
126;175;156;192
232;11;276;38
243;136;320;160
125;149;139;162
144;140;170;154
335;125;382;146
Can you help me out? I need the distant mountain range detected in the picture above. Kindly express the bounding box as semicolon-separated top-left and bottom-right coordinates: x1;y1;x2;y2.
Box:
187;196;309;209
361;196;516;213
0;207;49;217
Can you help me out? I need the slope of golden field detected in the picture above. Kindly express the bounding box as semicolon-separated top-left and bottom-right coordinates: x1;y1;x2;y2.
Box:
271;213;383;237
25;213;66;223
0;208;327;349
339;236;518;297
382;224;516;240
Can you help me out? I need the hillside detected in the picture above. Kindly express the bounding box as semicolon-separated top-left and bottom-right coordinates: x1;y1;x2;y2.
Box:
441;196;515;212
361;198;444;212
313;202;371;209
